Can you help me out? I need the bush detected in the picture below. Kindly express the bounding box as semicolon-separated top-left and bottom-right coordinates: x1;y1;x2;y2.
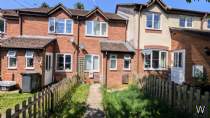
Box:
103;85;191;118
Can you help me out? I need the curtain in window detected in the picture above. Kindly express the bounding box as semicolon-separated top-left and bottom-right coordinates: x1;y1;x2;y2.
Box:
146;14;153;28
179;18;185;27
160;52;166;68
144;54;151;68
57;54;64;70
154;14;160;29
85;55;92;70
86;21;93;35
101;23;107;36
93;56;99;71
49;18;55;33
94;21;100;35
55;19;65;33
66;20;72;33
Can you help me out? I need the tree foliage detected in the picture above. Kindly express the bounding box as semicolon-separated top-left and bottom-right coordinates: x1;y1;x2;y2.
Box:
74;2;85;10
186;0;210;3
40;2;50;8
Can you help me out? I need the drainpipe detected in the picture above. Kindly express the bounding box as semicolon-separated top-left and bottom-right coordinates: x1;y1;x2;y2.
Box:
201;13;208;30
76;16;80;75
19;13;23;36
105;51;108;88
137;5;142;74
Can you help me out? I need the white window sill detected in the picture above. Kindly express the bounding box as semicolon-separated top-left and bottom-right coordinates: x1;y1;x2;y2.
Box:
85;34;108;38
56;70;72;73
8;67;17;70
144;68;168;71
123;68;131;71
110;68;117;71
84;70;100;73
25;67;35;70
48;32;73;36
145;28;162;31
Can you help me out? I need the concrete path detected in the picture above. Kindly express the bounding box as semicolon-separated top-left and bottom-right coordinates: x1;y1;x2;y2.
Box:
84;84;105;118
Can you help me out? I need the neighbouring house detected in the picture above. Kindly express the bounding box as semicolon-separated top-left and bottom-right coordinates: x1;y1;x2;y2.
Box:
0;4;134;89
116;0;210;85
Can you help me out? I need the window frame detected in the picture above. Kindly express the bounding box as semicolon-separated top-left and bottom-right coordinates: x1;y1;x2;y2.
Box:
55;53;72;72
179;16;193;28
123;54;131;70
7;50;17;69
25;51;34;69
85;21;108;37
109;54;117;70
145;12;161;30
84;54;100;72
0;18;6;33
144;50;168;70
48;17;73;35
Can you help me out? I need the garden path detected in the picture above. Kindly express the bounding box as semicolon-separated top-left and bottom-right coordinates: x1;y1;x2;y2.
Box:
84;83;105;118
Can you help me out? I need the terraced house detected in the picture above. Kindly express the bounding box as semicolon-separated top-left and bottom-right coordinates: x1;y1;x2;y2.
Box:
0;4;135;89
116;0;210;85
1;0;210;89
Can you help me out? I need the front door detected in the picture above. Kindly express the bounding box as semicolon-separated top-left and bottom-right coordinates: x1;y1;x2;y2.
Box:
45;53;53;85
171;50;185;84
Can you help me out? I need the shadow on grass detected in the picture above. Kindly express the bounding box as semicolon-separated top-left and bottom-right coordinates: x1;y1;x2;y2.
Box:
52;84;90;118
84;106;105;118
103;85;192;118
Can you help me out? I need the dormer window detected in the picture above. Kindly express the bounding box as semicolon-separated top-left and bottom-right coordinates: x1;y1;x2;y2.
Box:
179;17;192;28
146;12;161;30
208;19;210;29
0;18;5;33
48;18;73;34
85;21;108;37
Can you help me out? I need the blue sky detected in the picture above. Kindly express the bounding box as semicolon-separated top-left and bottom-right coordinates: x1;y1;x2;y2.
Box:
0;0;210;13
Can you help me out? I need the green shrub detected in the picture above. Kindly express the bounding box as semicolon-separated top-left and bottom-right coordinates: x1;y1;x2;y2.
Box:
103;85;191;118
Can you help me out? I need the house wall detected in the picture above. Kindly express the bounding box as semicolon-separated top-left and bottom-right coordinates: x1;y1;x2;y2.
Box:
6;19;20;37
171;31;210;84
0;49;43;87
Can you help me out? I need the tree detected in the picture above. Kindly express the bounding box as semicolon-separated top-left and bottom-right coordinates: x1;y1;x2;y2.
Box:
40;2;50;8
74;2;85;10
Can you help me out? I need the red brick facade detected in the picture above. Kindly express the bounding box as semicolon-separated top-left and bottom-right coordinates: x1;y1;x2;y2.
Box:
0;5;133;88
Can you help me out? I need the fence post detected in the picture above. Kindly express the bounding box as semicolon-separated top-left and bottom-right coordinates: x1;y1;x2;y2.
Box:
15;104;20;118
188;87;193;114
182;85;187;111
168;81;173;107
33;93;37;118
22;100;26;118
28;97;32;118
204;92;209;118
6;108;11;118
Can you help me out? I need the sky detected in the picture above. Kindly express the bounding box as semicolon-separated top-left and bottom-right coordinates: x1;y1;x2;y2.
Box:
0;0;210;13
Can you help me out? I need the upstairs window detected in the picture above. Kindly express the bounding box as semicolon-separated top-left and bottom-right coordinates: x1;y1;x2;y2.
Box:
179;17;192;28
48;18;73;34
25;51;34;69
146;12;160;30
144;50;167;70
7;51;17;69
86;21;108;37
208;19;210;29
85;55;99;72
0;19;5;33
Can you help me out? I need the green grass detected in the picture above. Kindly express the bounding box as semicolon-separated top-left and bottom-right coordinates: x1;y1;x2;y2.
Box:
103;85;191;118
53;84;90;118
0;92;33;113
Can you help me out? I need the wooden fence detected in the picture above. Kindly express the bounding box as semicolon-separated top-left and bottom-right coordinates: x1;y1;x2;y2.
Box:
138;77;210;118
0;76;79;118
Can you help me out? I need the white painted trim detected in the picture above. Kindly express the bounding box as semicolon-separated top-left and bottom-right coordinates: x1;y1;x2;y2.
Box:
84;54;100;73
109;54;117;70
55;53;73;72
145;12;162;30
0;18;6;34
123;54;131;70
85;20;108;37
48;17;73;35
7;50;17;69
25;51;34;69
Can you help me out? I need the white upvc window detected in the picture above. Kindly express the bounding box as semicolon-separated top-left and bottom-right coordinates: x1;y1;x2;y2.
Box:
56;53;72;72
173;52;183;68
25;51;34;69
85;21;108;37
207;19;210;29
144;50;167;70
146;12;161;30
85;54;100;72
179;17;192;28
192;65;203;78
0;18;5;33
124;54;131;70
48;18;73;34
109;54;117;70
7;51;17;69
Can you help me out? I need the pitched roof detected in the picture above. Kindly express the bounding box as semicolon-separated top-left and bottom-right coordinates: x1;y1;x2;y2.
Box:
1;4;125;21
100;40;135;53
116;0;209;16
0;36;55;49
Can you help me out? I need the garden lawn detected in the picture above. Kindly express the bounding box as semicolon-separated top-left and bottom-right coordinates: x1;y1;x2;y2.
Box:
103;85;191;118
53;84;90;118
0;92;33;113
